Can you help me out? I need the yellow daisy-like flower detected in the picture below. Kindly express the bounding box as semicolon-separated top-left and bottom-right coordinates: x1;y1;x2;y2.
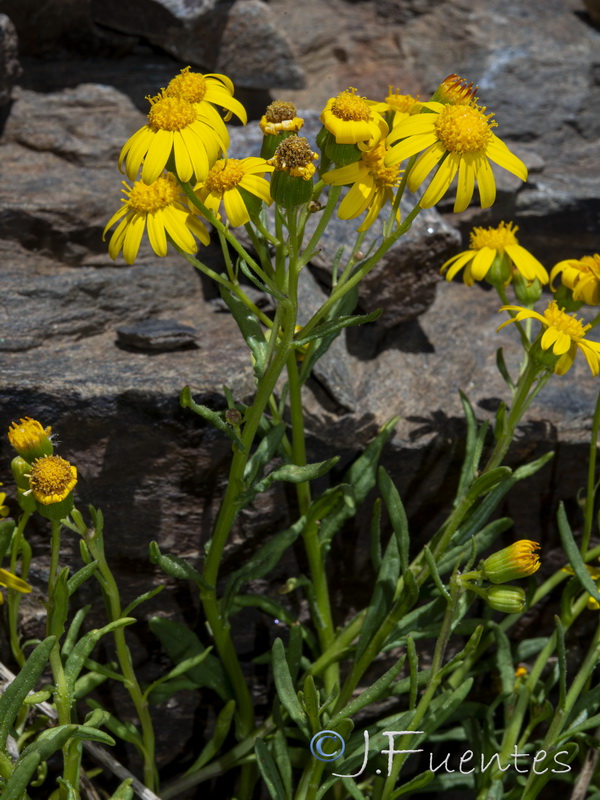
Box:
322;142;402;231
382;88;421;123
551;254;600;306
481;540;541;584
119;90;228;185
498;300;600;376
385;91;527;212
26;455;77;506
104;173;210;265
0;567;31;602
8;417;54;461
193;157;274;228
321;88;388;146
166;66;247;126
441;221;548;286
259;101;304;136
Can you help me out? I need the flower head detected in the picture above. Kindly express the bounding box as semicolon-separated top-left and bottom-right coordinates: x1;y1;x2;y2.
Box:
104;173;210;265
321;88;388;147
193;157;273;227
166;66;247;125
431;74;479;106
8;417;54;461
322;142;402;231
481;540;541;584
119;89;229;185
498;300;600;375
551;254;600;306
267;137;319;208
382;88;421;123
27;455;77;506
260;101;304;136
385;82;527;213
441;221;548;287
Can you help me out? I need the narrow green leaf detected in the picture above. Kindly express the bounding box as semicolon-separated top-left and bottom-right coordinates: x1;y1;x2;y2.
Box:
272;638;309;736
378;467;409;574
423;546;450;601
557;502;600;604
273;729;293;799
0;751;42;800
86;699;144;749
455;391;489;503
496;347;515;389
437;517;512;575
146;649;213;697
329;655;405;727
370;498;382;573
407;635;418;710
390;770;435;798
302;675;320;733
219;286;269;380
555;615;567;710
180;386;245;452
255;738;288;800
241;457;340;503
148;541;211;592
294;309;382;346
64;619;136;696
109;779;134;800
66;562;99;596
47;567;70;639
465;467;512;501
70;725;115;746
148;618;231;701
184;700;236;774
0;518;15;562
62;605;92;659
425;679;474;733
243;424;287;487
122;584;165;617
0;635;56;750
490;622;514;697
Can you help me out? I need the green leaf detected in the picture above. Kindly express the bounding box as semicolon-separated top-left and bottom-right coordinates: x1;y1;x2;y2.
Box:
243;424;287;487
370;498;382;573
62;605;92;659
320;416;399;550
0;635;56;751
255;738;289;800
294;309;382;346
224;516;305;609
66;562;99;596
63;618;136;697
240;457;340;505
148;541;211;592
109;779;134;800
47;567;70;639
465;467;512;501
455;391;489;504
378;467;409;574
436;518;512;575
145;649;213;698
301;675;320;733
184;700;236;774
273;728;293;799
0;751;42;800
180;386;245;452
122;584;165;617
557;503;600;604
329;655;405;727
219;286;269;380
423;546;451;602
0;518;16;563
272;638;309;736
390;770;435;798
148;618;231;701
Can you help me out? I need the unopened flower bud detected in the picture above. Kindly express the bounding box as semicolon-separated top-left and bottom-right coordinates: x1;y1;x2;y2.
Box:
481;540;540;584
485;585;527;614
8;417;54;461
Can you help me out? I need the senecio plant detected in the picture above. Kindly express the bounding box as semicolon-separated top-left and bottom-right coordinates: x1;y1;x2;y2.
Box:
3;69;600;800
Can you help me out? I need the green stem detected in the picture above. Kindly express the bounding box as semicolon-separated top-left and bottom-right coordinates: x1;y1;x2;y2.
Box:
298;186;342;268
8;511;31;667
582;383;600;553
84;529;158;792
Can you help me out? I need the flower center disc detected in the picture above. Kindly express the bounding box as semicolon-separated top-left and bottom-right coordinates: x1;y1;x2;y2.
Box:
128;175;180;214
331;89;371;122
148;94;197;131
435;104;494;153
206;160;245;192
544;303;590;340
470;221;519;252
362;145;400;187
29;456;77;504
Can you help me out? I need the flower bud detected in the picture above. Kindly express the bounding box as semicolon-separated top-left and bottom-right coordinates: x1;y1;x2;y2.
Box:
8;417;54;462
11;456;37;513
513;273;543;306
485;585;527;614
484;252;512;289
481;540;540;584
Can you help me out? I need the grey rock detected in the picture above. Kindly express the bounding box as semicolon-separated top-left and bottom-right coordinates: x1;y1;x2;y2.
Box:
0;14;21;106
116;319;200;351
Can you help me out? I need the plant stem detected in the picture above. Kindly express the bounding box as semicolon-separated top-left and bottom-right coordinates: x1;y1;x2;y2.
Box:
8;511;31;667
582;384;600;553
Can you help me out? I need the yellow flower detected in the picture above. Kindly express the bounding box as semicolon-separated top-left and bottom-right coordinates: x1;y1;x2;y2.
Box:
26;455;77;506
382;88;421;125
322;142;402;231
104;173;210;265
0;567;31;602
481;540;541;584
441;221;548;286
166;66;247;125
8;417;54;461
320;88;388;146
193;157;273;227
498;300;600;375
118;90;229;185
431;73;479;106
267;137;318;180
259;101;304;136
551;254;600;306
385;84;527;212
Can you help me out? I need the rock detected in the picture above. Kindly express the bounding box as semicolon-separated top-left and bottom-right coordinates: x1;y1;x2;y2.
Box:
116;319;200;351
0;14;21;106
90;0;305;89
0;0;99;56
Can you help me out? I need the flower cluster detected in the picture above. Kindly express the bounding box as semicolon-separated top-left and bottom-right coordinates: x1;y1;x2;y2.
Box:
8;417;78;521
